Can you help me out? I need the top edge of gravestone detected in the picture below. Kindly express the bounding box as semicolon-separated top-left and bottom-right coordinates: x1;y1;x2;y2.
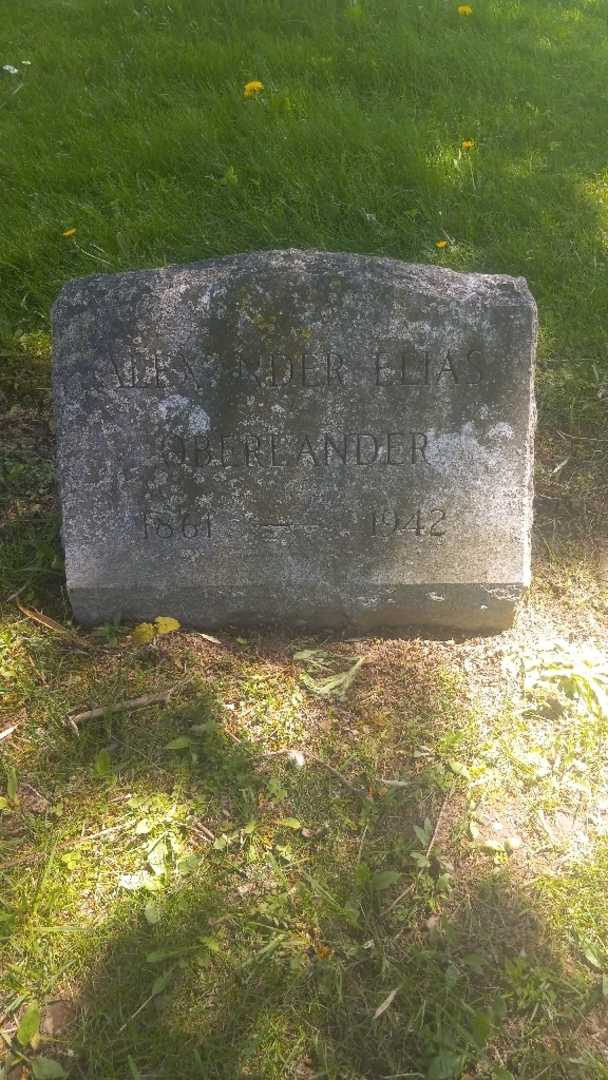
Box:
51;248;537;317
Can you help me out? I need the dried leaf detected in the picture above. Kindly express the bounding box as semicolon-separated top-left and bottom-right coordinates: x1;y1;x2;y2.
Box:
154;616;180;635
120;870;152;891
132;622;156;644
144;900;162;925
40;1000;75;1036
373;986;399;1019
481;839;505;854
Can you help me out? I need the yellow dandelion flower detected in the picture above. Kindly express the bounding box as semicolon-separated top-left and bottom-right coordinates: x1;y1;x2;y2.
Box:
462;138;475;150
243;80;264;98
458;4;473;14
62;227;76;237
435;239;449;249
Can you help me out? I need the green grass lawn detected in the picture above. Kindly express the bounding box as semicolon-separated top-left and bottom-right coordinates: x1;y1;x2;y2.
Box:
2;1;608;1078
2;0;608;428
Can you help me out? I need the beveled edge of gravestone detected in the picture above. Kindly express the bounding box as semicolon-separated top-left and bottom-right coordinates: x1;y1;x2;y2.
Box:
51;248;539;318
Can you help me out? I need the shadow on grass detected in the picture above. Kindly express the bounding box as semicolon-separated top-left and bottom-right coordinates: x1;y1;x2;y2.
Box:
2;643;605;1079
67;834;596;1079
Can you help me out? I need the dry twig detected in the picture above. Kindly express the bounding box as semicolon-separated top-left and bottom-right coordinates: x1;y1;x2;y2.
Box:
67;689;174;728
262;747;370;800
16;602;93;650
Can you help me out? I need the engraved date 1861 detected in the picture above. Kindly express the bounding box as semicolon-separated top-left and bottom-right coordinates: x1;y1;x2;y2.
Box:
143;511;212;540
371;507;446;537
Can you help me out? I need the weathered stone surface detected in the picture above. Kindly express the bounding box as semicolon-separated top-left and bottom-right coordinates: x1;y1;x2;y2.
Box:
52;249;536;633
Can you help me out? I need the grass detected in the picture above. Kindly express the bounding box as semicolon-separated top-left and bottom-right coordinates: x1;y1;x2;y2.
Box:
1;584;608;1079
1;0;608;1077
2;0;608;429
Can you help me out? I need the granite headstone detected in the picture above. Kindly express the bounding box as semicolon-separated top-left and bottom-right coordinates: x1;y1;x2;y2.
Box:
52;250;536;632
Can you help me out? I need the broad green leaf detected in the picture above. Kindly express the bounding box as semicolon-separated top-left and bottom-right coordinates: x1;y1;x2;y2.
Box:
151;969;173;996
7;766;18;803
32;1058;67;1079
17;1002;41;1047
165;735;195;750
201;935;222;954
94;748;113;778
147;837;169;876
448;759;470;780
176;854;200;876
427;1051;465;1079
583;945;603;970
445;963;460;989
372;870;401;891
463;951;485;973
146;944;201;963
276;817;301;830
470;1009;492;1047
127;1056;143;1080
355;862;372;887
60;851;81;870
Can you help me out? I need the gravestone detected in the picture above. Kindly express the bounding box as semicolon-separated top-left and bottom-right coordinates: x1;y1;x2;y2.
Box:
52;249;536;633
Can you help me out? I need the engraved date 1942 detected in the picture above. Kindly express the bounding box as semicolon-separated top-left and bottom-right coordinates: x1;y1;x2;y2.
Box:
371;507;446;537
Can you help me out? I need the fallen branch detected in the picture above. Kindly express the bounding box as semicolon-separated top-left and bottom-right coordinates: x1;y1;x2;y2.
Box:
184;821;216;844
375;776;410;788
67;689;174;728
0;723;17;742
